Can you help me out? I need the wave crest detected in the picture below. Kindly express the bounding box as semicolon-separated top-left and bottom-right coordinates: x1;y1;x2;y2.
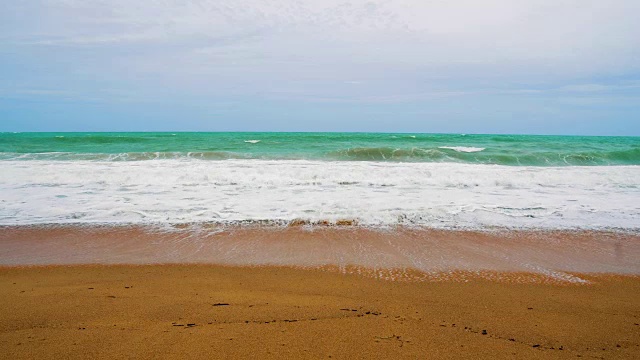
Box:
438;146;485;153
328;147;448;161
1;147;639;166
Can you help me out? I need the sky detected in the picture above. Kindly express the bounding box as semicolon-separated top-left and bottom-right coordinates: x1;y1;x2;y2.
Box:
1;0;640;135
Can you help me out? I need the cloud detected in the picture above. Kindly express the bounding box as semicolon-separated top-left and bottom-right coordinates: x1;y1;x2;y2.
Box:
557;82;640;93
1;0;639;133
7;1;639;65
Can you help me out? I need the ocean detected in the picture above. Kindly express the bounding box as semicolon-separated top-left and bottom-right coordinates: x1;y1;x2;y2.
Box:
1;132;639;229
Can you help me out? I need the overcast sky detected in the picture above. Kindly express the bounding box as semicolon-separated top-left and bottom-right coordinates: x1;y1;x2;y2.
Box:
1;0;639;134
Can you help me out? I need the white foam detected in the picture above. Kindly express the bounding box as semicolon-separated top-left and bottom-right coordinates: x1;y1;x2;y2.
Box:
244;140;261;144
0;159;638;229
438;146;485;153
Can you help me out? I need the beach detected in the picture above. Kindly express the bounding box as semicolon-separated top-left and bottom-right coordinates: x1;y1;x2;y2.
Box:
1;226;640;358
2;263;639;359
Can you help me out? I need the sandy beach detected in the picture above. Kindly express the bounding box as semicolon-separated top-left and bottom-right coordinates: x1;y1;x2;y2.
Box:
1;264;639;359
1;226;639;358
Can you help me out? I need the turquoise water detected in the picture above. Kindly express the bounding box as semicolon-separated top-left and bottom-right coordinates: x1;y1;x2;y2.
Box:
1;132;639;166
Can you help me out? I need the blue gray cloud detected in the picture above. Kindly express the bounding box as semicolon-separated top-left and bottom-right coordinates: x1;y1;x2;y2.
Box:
1;1;639;133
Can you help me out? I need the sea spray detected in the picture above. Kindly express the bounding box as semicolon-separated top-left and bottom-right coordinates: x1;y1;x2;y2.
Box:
1;159;638;228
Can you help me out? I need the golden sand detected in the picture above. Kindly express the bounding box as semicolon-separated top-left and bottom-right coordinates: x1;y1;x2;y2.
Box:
1;265;639;359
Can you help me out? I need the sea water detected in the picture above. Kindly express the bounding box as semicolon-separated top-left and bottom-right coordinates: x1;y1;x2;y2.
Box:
1;132;639;229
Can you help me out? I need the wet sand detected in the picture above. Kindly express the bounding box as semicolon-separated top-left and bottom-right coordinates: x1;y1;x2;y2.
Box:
1;265;639;359
1;225;639;282
1;226;639;358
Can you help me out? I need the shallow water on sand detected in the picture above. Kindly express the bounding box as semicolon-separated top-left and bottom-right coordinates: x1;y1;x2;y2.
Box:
2;225;638;283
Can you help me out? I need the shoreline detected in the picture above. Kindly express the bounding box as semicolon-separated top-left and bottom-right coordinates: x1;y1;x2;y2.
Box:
2;262;639;285
1;225;638;283
3;222;640;231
